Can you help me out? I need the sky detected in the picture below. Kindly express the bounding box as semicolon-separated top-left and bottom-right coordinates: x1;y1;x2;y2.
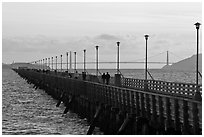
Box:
2;2;202;69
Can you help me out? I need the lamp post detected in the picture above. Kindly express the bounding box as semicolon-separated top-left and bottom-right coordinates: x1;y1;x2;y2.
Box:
70;51;72;72
43;59;45;70
51;57;53;71
66;52;69;72
45;58;47;70
56;56;57;72
60;55;62;72
116;41;120;74
74;52;77;72
144;35;149;90
48;58;50;70
95;46;99;76
40;60;42;70
38;60;40;70
42;59;43;70
194;22;202;101
83;49;86;72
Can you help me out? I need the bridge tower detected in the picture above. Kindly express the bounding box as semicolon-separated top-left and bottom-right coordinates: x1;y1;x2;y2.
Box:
167;50;169;65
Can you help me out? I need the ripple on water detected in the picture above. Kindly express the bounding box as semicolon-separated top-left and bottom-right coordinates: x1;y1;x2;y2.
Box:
2;69;102;135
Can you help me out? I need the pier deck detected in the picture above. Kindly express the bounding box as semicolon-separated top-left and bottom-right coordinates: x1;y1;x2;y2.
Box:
13;68;202;135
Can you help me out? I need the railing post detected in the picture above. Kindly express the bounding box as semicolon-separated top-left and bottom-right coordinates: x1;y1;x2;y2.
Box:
135;92;140;116
115;74;121;87
174;99;180;132
126;90;131;113
112;87;117;107
118;89;123;110
165;97;172;130
150;95;157;127
122;89;126;111
140;93;145;117
158;96;164;131
192;102;200;134
130;91;136;114
145;94;151;119
182;100;189;134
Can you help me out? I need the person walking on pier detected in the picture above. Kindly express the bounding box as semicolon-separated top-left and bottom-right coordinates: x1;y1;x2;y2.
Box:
75;71;79;79
102;73;106;84
106;72;110;85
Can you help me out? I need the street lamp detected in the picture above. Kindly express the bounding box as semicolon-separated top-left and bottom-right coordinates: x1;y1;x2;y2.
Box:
74;52;77;72
60;54;62;72
40;60;42;70
51;57;53;71
66;52;69;72
43;59;45;70
116;41;120;74
37;60;39;70
144;35;149;90
194;22;202;101
95;46;99;76
56;56;57;72
83;49;86;72
45;58;47;70
48;58;50;70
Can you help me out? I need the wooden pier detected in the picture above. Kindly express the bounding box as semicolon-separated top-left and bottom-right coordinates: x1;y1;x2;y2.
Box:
13;68;202;135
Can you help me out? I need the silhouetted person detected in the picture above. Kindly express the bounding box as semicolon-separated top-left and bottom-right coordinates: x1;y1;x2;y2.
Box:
82;72;86;80
75;71;79;79
102;73;106;84
105;72;110;85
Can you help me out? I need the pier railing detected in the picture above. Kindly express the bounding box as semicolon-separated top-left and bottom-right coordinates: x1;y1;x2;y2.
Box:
121;77;202;99
21;69;202;99
14;68;202;134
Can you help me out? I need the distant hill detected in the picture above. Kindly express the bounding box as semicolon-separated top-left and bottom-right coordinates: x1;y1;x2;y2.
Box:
2;63;11;69
162;54;202;72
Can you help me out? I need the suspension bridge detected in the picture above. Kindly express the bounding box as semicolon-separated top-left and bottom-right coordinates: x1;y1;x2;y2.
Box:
28;50;180;70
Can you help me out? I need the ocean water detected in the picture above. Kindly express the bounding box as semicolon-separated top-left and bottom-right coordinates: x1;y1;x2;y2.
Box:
2;68;201;135
2;68;102;135
77;69;202;84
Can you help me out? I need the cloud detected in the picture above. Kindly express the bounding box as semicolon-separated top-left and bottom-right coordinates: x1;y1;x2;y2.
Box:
95;34;120;41
2;32;198;66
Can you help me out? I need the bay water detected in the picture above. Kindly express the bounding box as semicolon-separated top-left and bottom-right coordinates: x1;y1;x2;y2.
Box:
2;68;201;135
